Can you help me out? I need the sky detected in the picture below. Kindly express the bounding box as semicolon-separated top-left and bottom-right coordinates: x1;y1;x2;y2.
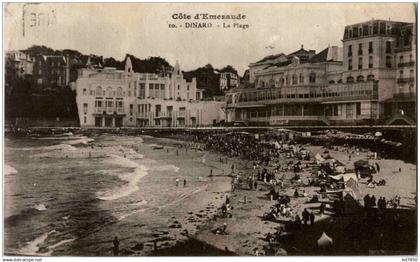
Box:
4;3;416;75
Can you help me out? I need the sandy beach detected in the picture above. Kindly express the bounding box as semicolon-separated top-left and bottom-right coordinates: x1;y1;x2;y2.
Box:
160;136;417;256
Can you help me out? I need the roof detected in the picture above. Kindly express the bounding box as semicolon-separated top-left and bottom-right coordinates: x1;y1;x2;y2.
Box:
41;55;66;63
309;47;329;63
287;46;315;58
263;60;292;69
255;53;286;64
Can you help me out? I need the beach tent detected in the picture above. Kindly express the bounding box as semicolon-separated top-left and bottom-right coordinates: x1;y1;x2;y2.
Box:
315;153;325;164
329;173;358;183
342;193;362;214
335;166;346;174
317;232;333;247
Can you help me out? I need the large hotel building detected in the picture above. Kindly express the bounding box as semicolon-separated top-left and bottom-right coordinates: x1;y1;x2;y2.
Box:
76;58;224;127
225;19;416;126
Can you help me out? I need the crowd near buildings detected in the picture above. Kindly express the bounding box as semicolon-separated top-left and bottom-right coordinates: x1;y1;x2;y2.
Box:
6;18;416;127
226;19;416;126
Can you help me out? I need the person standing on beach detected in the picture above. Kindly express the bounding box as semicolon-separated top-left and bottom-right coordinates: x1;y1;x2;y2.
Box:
183;179;187;187
175;178;179;187
309;212;315;226
113;236;119;256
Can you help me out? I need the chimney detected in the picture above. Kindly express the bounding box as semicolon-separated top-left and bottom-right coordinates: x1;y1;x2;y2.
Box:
65;54;70;86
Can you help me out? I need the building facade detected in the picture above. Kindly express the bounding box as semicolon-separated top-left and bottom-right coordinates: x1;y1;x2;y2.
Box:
33;55;70;87
5;51;35;78
225;19;416;126
76;57;224;127
219;71;239;91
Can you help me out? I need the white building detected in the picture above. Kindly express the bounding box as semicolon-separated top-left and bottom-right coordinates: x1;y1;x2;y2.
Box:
76;57;224;127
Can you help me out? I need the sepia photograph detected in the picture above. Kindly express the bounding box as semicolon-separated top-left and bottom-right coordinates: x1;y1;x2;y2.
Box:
2;2;418;258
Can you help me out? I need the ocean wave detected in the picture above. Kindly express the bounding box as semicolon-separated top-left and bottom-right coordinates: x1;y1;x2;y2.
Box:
63;137;94;145
5;164;18;176
97;155;149;201
34;203;47;211
43;237;77;256
152;165;180;173
10;143;78;151
16;230;56;256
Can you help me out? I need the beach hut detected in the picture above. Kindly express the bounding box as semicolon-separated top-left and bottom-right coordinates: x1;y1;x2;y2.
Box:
354;160;371;178
317;232;333;247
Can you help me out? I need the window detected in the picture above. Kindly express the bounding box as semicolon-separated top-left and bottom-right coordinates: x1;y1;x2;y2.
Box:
177;85;180;90
84;116;87;124
348;59;352;70
358;57;363;69
106;87;113;97
356;102;361;116
409;54;413;62
348;45;352;57
83;103;88;114
292;74;298;85
399;70;404;78
299;74;304;84
368;42;373;54
347;76;354;83
379;22;386;34
329;80;335;84
363;25;369;35
83;88;87;95
309;73;316;83
358;43;363;55
353;27;358;37
337;79;343;83
368;56;373;68
96;86;102;96
410;69;414;77
386;41;392;54
117;87;123;97
386;56;392;68
187;85;189;91
357;75;364;82
149;84;154;97
367;74;375;81
373;22;379;34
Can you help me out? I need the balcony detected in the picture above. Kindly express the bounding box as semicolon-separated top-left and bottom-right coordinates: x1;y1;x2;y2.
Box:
94;107;104;114
397;77;415;84
397;61;415;68
106;107;114;114
156;111;172;118
178;111;186;118
137;112;149;119
116;107;125;114
228;82;378;109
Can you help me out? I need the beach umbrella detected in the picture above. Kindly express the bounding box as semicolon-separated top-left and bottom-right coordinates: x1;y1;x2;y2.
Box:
317;232;333;247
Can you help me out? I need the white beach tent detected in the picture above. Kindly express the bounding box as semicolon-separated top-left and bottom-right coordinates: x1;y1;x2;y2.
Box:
329;173;358;182
317;232;333;247
315;153;325;164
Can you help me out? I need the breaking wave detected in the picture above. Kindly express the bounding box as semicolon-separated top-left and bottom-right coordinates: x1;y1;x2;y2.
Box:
97;155;149;201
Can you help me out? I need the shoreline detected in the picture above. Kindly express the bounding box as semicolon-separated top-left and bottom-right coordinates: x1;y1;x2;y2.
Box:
4;131;417;256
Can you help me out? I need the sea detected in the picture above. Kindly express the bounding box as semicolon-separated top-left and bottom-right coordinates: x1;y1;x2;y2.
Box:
4;133;228;256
